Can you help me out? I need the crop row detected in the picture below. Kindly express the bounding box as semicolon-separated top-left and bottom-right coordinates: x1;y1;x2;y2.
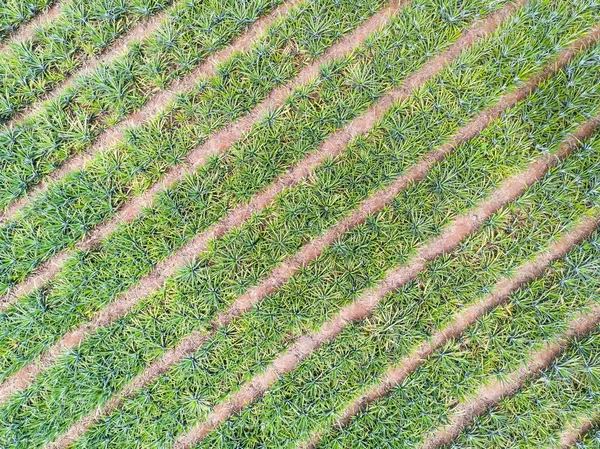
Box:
0;0;394;291
2;15;600;446
448;307;600;448
310;228;600;449
0;0;285;208
0;0;175;123
0;0;576;406
0;0;54;41
0;0;516;370
86;120;600;447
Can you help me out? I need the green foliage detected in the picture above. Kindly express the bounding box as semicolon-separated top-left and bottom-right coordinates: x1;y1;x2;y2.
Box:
579;424;600;449
0;0;55;41
0;0;511;377
314;230;600;448
1;1;600;445
0;0;599;447
449;305;600;446
0;0;283;208
192;156;600;448
0;0;174;122
0;0;388;292
0;0;503;396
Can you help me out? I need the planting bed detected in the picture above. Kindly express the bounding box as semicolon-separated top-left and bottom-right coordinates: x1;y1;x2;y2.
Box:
0;0;598;448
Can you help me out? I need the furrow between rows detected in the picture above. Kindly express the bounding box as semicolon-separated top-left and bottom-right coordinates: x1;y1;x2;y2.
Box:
562;418;600;448
1;0;405;298
171;108;600;449
572;421;600;449
300;212;600;449
421;306;600;449
0;0;61;53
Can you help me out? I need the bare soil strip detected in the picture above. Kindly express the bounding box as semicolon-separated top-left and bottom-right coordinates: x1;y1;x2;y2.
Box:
170;115;600;449
1;0;522;307
0;1;62;54
0;0;301;221
0;0;404;298
0;0;521;410
420;305;600;449
560;415;600;448
1;3;522;446
4;1;175;128
299;213;600;449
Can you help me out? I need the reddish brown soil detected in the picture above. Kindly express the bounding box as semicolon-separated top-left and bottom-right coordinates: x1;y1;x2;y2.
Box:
421;305;600;449
560;416;599;448
171;55;600;449
0;1;62;54
300;213;600;449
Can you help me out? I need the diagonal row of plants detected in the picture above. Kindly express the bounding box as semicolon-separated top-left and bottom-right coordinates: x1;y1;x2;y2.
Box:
0;0;287;209
0;0;177;123
76;86;600;448
0;0;55;42
195;156;600;449
0;0;406;375
1;7;599;445
0;0;517;363
0;0;576;392
447;314;600;449
308;229;600;449
0;0;395;291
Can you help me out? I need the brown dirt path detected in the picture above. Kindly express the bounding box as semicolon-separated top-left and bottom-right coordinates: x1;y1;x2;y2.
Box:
170;85;600;449
420;305;600;449
560;415;600;448
299;213;600;449
0;1;62;54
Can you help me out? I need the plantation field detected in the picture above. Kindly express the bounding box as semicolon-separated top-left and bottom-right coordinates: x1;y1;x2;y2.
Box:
0;0;598;447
